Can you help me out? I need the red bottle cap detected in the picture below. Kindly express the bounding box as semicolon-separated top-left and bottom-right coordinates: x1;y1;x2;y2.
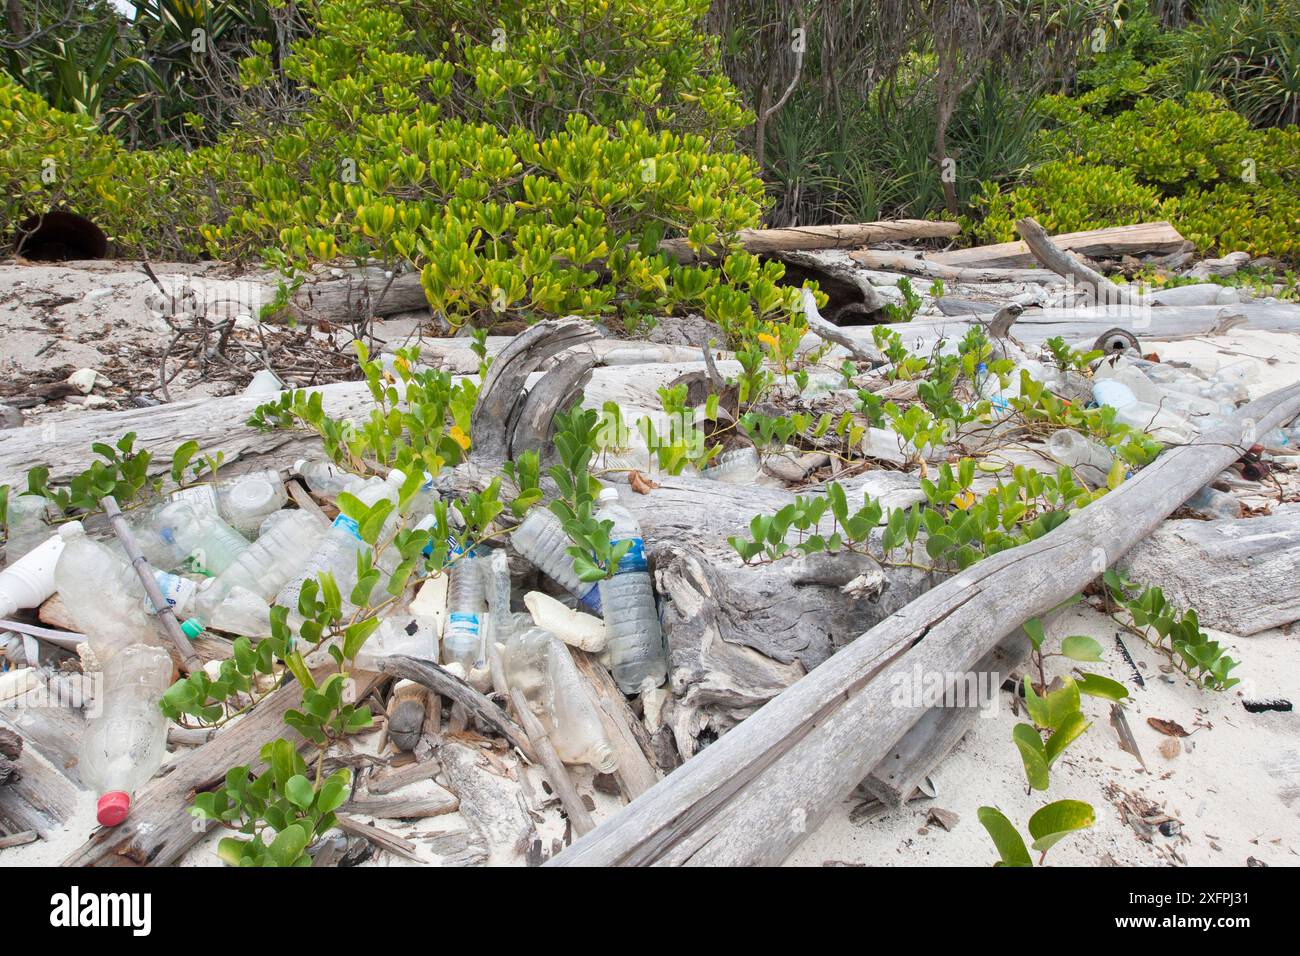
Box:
97;790;131;826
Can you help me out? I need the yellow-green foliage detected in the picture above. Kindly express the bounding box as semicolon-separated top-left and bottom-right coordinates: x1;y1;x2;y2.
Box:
969;92;1300;261
1;0;807;342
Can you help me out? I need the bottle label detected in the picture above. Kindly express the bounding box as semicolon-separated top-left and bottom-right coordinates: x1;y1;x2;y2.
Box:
332;514;362;540
145;571;195;615
613;537;648;574
171;485;220;511
448;611;479;636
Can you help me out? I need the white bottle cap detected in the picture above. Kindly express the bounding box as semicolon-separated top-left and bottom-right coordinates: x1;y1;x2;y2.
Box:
292;459;308;474
228;476;277;511
58;520;86;540
387;469;408;486
598;487;619;503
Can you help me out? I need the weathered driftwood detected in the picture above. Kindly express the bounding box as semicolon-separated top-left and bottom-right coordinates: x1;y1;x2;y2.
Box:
366;756;441;795
438;739;536;860
849;249;1061;284
776;250;885;321
335;814;423;863
378;655;534;761
927;221;1189;270
860;627;1034;806
1120;508;1300;636
1016;218;1141;307
62;666;383;866
508;687;596;836
0;737;81;839
550;382;1300;866
343;787;458;820
570;648;660;799
798;287;878;363
660;220;960;264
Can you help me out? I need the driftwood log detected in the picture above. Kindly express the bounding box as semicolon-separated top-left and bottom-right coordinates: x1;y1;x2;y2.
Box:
849;249;1061;285
660;219;960;264
927;221;1190;270
550;381;1300;866
1016;217;1141;307
1120;507;1300;636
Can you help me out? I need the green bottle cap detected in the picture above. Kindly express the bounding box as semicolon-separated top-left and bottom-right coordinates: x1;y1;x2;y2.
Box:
180;617;205;639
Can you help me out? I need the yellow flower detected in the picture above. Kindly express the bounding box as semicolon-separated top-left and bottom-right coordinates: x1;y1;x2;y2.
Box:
953;490;976;511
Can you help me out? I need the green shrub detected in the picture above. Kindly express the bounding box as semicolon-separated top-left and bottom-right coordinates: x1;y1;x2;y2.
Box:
1;0;808;344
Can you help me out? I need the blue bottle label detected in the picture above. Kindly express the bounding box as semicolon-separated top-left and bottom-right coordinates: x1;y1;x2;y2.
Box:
332;514;361;540
613;537;647;573
448;611;479;636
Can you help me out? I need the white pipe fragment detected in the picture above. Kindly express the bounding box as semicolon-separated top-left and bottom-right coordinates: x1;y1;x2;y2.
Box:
524;591;607;652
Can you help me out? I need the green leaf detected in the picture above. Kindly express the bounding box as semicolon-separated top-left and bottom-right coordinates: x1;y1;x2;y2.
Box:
1044;711;1091;765
1027;799;1095;856
977;806;1032;867
284;775;314;810
1022;617;1046;650
1012;723;1050;791
1023;676;1080;731
217;837;249;867
1075;672;1131;701
171;440;200;484
1059;635;1104;662
343;617;380;662
267;823;310;867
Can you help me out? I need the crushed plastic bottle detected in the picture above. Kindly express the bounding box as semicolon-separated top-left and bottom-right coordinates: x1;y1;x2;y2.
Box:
510;507;601;613
193;509;325;622
1047;429;1114;487
275;469;407;610
1185;484;1243;520
140;498;251;576
81;643;174;826
442;542;484;672
504;625;618;773
702;446;761;484
292;458;363;497
595;487;667;694
54;521;164;663
171;470;288;535
3;494;52;563
481;548;514;668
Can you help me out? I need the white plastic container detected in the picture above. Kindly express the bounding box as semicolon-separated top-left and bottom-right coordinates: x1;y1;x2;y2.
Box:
703;447;761;484
595;487;667;693
0;531;65;619
80;643;173;826
171;470;288;535
292;458;362;497
510;507;601;613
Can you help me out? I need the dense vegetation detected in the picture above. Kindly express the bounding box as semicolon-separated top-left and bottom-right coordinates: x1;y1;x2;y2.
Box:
3;0;1299;301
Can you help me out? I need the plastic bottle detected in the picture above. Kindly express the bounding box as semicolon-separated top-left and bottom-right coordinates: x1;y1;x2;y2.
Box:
481;548;514;668
510;508;601;613
0;531;65;619
3;494;51;563
170;470;288;535
504;625;618;773
442;544;484;673
274;469;407;610
1185;485;1243;520
193;510;326;621
703;447;761;484
80;643;173;826
54;521;163;663
1047;429;1114;487
140;498;251;576
292;458;361;497
594;487;667;694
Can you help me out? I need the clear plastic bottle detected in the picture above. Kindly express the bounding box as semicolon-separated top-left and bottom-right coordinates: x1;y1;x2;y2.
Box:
171;470;288;535
3;494;51;563
703;446;761;484
1186;485;1243;520
292;458;361;497
54;521;163;664
141;498;251;576
504;625;618;773
1047;429;1114;487
510;508;601;613
194;510;326;621
80;643;173;826
274;469;407;610
443;543;484;672
594;487;666;694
